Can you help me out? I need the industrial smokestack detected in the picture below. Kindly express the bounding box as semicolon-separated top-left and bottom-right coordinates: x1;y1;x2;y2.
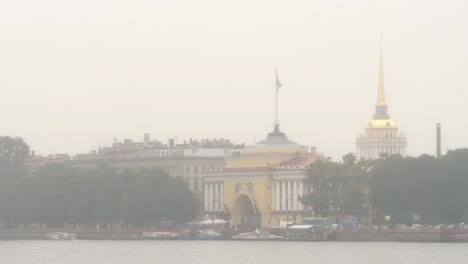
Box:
436;123;441;158
144;133;150;145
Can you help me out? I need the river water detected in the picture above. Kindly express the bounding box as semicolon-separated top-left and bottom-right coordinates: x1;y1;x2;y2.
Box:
0;240;467;264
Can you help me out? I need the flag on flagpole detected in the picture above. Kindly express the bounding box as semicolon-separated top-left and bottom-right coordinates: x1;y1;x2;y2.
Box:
276;68;282;92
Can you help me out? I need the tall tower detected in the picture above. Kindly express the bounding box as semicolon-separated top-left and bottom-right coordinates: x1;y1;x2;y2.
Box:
356;36;407;160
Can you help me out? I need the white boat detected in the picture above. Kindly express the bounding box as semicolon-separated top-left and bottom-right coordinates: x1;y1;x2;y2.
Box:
46;232;78;240
142;232;179;240
197;229;223;240
233;228;283;240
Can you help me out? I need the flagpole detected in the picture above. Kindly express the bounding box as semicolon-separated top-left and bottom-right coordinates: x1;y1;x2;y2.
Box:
275;68;279;126
275;83;278;126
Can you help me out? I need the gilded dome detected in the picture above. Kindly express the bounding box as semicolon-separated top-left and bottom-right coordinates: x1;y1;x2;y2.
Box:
368;119;397;129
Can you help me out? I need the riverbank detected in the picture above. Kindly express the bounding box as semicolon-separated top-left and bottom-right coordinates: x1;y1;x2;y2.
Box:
336;228;468;242
1;227;467;242
0;229;166;240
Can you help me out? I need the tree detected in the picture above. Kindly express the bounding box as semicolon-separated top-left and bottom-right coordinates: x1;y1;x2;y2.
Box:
302;160;343;217
302;154;366;220
0;136;30;177
0;136;30;227
369;150;468;225
342;153;357;166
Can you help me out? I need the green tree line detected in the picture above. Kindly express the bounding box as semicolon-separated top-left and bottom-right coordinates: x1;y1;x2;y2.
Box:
0;136;200;229
303;150;468;225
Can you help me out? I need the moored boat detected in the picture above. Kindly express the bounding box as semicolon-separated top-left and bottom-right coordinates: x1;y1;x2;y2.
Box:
46;232;78;240
142;232;180;240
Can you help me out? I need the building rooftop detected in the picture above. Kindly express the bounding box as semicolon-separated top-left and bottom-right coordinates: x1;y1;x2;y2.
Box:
256;124;299;146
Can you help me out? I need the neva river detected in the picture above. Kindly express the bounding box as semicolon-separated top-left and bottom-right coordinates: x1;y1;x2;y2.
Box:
1;240;467;264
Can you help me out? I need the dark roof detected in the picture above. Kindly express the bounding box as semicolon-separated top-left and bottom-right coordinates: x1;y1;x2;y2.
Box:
256;124;299;146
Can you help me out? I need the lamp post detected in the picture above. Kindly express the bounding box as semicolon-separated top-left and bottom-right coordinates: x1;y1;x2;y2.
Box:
362;202;369;228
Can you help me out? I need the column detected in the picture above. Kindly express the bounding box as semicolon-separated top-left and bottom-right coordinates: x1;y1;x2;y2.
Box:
293;181;298;211
287;181;292;211
220;183;224;212
281;182;287;211
271;182;275;211
204;183;209;212
214;183;219;211
299;181;304;211
209;183;214;212
276;182;280;212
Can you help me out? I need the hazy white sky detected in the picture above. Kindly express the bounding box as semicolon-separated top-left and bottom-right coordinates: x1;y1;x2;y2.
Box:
1;0;467;160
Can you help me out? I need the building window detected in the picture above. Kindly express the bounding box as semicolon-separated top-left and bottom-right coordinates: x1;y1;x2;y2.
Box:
194;180;198;191
194;166;198;174
186;166;189;174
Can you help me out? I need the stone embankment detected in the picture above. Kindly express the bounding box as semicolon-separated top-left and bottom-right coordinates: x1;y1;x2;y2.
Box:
1;227;468;242
336;228;468;242
0;228;177;240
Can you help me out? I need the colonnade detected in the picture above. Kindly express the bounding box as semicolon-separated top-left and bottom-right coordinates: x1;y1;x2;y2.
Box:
272;181;304;211
204;183;224;212
357;145;406;160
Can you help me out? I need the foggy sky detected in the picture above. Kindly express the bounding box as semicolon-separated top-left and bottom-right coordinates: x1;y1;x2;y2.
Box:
1;0;467;161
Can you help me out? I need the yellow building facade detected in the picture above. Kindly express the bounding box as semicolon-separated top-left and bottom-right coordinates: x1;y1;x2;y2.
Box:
203;125;325;228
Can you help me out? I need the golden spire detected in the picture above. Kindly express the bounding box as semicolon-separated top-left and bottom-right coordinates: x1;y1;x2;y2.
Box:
373;33;390;120
377;33;386;106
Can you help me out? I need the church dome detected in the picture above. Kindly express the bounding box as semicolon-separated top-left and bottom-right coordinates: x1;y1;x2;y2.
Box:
368;119;397;129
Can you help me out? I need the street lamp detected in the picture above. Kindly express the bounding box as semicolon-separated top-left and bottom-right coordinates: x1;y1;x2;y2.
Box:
362;202;369;228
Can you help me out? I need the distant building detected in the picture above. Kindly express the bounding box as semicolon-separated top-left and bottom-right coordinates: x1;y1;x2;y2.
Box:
27;135;245;200
356;40;407;160
204;124;326;228
26;152;72;171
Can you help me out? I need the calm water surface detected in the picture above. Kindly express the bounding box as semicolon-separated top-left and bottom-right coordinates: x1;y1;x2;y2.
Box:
0;240;467;264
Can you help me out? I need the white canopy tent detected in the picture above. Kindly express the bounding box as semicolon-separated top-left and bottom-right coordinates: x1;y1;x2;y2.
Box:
199;219;228;225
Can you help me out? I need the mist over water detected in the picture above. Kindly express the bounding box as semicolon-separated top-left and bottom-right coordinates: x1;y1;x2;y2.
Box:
1;241;467;264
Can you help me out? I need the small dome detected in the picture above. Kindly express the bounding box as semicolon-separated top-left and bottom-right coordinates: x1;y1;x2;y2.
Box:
368;119;397;129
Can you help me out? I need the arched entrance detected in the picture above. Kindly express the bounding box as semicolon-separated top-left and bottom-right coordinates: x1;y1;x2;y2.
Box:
233;194;260;229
